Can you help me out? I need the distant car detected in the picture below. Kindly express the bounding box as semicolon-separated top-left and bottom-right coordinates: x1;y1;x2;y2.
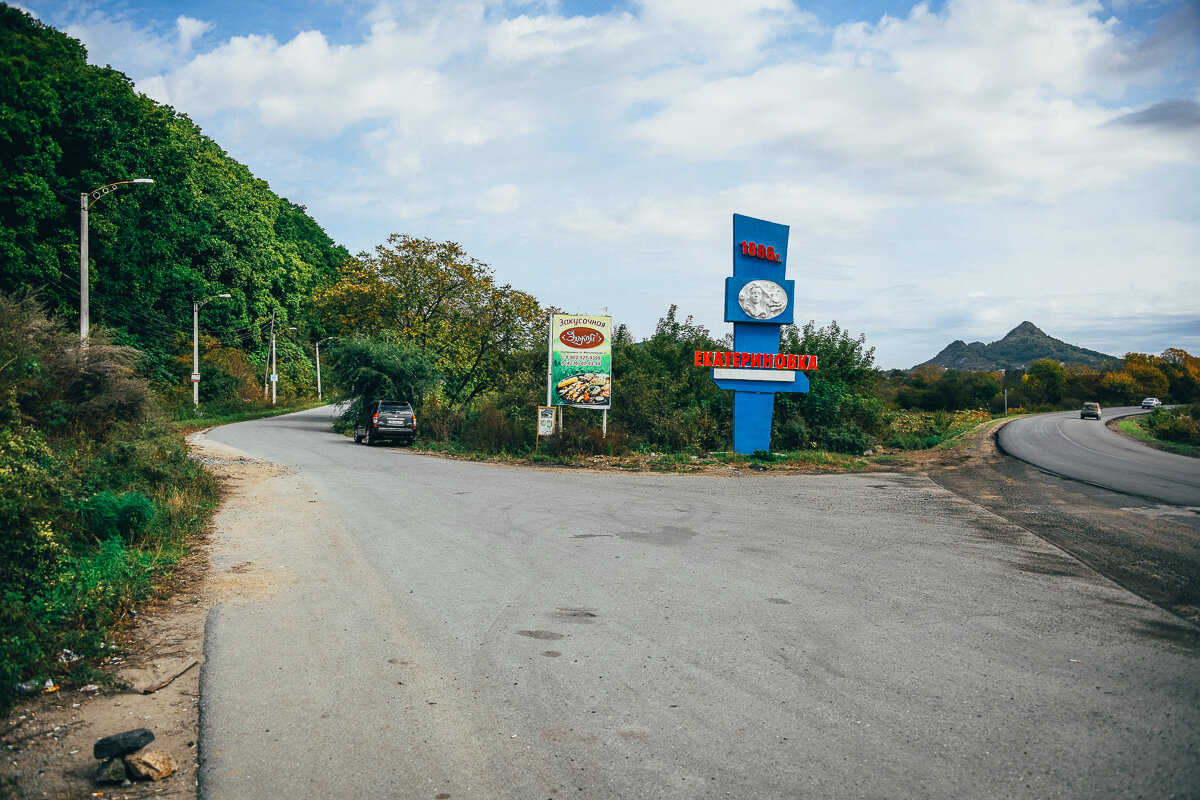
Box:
1080;402;1102;420
1141;397;1162;409
354;400;417;446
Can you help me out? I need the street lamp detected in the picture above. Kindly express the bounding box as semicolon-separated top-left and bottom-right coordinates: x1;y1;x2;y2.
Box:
315;336;338;401
193;293;232;406
269;325;298;406
80;178;154;343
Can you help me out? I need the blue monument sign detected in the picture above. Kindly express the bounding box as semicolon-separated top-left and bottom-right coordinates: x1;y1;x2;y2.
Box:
704;213;813;454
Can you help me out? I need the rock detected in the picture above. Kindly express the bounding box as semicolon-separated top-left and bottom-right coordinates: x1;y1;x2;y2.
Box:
95;757;128;784
93;728;155;759
125;750;177;781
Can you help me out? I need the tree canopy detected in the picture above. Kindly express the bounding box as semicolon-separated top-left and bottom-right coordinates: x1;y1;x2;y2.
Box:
313;234;544;408
0;5;348;384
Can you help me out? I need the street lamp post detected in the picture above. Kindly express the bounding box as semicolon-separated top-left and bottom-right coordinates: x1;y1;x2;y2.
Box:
272;326;298;406
80;178;154;343
315;337;337;401
193;294;232;406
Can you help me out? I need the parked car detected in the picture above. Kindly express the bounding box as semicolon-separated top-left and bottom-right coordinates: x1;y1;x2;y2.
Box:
1080;402;1102;420
354;400;417;446
1141;397;1162;409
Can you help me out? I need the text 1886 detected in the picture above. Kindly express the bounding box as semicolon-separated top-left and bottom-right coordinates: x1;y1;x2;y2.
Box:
740;241;783;263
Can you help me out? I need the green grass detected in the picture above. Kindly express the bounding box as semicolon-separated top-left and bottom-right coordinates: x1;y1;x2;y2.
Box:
1118;417;1200;459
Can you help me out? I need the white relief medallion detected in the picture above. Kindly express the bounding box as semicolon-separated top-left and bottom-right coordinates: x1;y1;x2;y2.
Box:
737;280;787;320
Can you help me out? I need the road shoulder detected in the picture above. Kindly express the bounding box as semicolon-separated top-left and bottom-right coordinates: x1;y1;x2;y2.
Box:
1;435;281;800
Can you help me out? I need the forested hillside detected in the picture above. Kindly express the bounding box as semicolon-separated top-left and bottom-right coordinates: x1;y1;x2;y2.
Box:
0;4;348;391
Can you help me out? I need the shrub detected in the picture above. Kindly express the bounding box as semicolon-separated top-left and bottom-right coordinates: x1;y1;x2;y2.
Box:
81;491;157;544
881;409;992;450
820;424;871;454
0;294;218;714
1145;404;1200;446
456;398;532;453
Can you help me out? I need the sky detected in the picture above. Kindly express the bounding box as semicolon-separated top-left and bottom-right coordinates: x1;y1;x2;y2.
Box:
17;0;1200;369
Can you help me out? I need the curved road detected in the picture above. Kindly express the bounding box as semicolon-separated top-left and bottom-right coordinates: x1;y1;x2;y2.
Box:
997;407;1200;506
194;407;1200;799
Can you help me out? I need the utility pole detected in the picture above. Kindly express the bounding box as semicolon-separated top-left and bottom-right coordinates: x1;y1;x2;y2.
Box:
271;321;278;405
263;310;275;400
315;340;324;401
80;193;88;343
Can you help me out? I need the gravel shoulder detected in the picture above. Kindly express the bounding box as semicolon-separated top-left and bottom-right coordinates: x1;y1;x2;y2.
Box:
5;422;1197;798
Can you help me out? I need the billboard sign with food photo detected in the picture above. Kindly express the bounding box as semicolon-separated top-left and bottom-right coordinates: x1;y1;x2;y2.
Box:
549;314;612;409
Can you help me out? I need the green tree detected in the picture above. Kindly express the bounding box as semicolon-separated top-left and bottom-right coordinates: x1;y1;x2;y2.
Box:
774;321;882;452
609;306;729;452
1023;359;1067;407
323;336;440;425
0;6;348;390
314;235;543;408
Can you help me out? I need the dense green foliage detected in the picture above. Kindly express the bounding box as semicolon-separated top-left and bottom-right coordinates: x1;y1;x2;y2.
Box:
323;336;441;427
608;307;731;453
1144;404;1200;447
0;5;348;399
314;235;544;410
772;320;884;453
0;295;217;713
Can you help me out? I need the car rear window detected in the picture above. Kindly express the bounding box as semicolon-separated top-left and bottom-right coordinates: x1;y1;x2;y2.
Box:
379;403;411;413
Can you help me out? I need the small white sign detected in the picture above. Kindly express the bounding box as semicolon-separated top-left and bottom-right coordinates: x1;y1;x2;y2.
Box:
190;373;201;382
270;373;278;382
712;368;796;382
537;406;555;436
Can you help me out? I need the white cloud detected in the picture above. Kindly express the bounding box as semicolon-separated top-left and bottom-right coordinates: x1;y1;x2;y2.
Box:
26;0;1200;367
175;15;212;53
476;183;522;213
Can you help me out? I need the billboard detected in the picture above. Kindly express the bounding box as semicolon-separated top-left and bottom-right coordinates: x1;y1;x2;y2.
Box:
548;314;612;409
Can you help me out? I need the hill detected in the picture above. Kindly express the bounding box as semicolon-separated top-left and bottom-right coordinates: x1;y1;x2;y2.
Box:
0;5;348;387
913;322;1121;371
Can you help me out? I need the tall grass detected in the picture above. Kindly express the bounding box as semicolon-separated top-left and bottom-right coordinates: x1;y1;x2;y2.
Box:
0;295;218;713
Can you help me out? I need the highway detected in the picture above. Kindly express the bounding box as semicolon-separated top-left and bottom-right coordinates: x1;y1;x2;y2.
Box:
193;407;1200;799
997;406;1200;506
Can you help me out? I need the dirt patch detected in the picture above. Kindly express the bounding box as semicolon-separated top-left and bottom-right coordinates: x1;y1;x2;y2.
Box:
2;549;207;800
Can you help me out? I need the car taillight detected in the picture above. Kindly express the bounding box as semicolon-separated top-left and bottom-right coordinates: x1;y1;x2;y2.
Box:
372;413;379;424
412;415;417;429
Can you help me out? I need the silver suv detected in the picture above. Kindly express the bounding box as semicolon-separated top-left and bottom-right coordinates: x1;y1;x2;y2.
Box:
1080;402;1101;420
354;400;416;446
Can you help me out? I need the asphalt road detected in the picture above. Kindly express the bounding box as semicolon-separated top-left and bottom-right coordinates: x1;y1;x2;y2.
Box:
997;406;1200;506
196;407;1200;799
